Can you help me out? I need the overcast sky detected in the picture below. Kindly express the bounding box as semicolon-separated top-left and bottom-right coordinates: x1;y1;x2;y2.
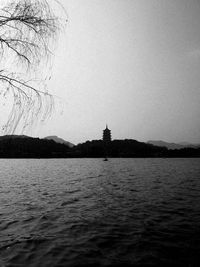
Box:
3;0;200;144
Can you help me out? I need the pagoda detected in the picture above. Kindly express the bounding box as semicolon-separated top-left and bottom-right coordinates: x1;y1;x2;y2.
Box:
103;125;111;142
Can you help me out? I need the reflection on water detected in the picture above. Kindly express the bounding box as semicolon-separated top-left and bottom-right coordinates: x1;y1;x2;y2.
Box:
0;158;200;266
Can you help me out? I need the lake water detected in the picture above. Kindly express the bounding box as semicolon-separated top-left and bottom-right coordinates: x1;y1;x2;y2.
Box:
0;158;200;266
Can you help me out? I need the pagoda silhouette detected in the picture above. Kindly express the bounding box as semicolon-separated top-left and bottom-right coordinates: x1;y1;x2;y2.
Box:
103;124;111;142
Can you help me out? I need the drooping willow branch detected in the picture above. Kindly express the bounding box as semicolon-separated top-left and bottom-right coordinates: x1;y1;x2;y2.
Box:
0;0;60;66
0;0;66;134
0;70;54;134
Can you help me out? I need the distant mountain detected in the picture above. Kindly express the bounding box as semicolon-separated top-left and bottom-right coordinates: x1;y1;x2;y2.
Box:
147;140;184;150
44;136;74;148
178;142;200;147
147;140;200;150
178;142;192;146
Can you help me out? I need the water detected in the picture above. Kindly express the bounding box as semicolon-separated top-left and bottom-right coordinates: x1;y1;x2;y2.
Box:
0;158;200;267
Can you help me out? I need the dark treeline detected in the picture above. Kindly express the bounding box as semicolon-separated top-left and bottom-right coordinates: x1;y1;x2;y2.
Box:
73;140;167;157
73;140;200;158
0;136;70;158
0;136;200;158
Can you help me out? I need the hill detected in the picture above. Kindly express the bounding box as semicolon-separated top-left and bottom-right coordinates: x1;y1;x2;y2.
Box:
147;140;200;150
44;136;74;148
0;135;70;158
147;140;185;150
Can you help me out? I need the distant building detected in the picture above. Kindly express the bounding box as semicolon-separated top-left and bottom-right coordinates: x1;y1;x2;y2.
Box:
103;125;111;142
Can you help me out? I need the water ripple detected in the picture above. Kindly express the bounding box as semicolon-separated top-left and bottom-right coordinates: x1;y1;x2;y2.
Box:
0;158;200;266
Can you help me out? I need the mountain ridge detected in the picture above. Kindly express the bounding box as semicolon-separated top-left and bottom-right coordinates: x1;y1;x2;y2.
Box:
147;140;200;150
44;135;74;148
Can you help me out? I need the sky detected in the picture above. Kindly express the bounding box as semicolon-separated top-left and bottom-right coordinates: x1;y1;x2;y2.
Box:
2;0;200;144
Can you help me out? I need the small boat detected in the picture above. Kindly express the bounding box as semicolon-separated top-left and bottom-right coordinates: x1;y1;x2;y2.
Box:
103;158;108;161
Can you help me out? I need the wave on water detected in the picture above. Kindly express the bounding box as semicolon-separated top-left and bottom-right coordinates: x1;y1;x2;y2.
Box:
0;158;200;266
